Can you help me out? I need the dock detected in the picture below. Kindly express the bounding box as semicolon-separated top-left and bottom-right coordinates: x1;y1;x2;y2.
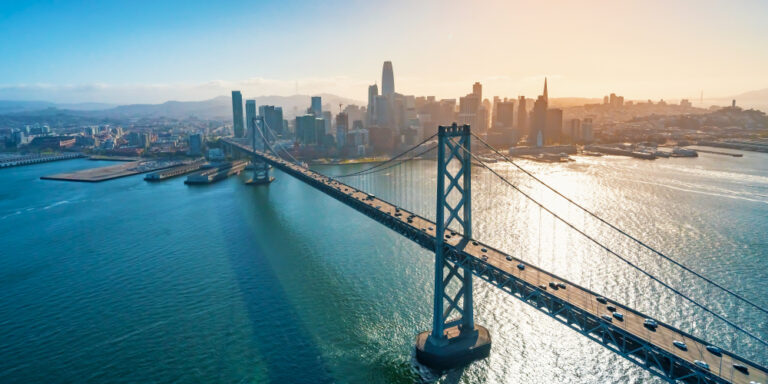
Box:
0;153;84;168
41;159;188;182
88;155;140;162
690;148;744;157
145;161;206;181
586;145;656;159
184;161;248;184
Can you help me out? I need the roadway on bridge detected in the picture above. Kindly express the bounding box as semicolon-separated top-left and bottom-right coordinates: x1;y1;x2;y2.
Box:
225;138;767;384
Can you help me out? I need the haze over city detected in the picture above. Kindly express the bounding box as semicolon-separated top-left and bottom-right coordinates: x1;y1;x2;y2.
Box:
2;0;768;104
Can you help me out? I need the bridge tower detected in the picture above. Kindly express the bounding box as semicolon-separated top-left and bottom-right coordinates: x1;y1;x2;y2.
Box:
246;116;274;185
415;123;491;370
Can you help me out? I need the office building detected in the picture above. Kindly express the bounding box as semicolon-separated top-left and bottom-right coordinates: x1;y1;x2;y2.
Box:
496;100;515;129
188;133;203;156
382;61;395;96
567;119;581;144
311;96;322;117
295;115;317;145
367;84;378;125
259;105;284;137
336;112;349;148
232;91;245;138
245;100;257;140
374;95;391;128
530;96;547;146
473;82;482;100
581;118;594;143
545;108;563;145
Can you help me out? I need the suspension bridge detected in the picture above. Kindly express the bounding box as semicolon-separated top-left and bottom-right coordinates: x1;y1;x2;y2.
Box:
220;119;768;384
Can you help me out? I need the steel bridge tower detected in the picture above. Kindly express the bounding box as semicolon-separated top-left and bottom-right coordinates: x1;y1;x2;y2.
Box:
246;116;274;185
415;123;491;370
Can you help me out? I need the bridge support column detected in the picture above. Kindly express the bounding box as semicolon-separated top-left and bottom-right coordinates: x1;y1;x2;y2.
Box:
415;123;490;370
246;116;274;185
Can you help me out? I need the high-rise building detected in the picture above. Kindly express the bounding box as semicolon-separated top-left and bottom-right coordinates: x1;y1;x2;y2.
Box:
567;119;581;144
496;100;515;128
322;111;332;138
382;61;395;96
367;84;378;125
245;100;257;140
336;112;349;148
259;105;284;137
545;108;563;145
458;94;480;127
310;96;322;117
472;82;482;100
530;96;547;146
232;91;245;138
296;114;325;145
374;95;391;128
581;118;594;143
517;96;528;134
188;133;203;156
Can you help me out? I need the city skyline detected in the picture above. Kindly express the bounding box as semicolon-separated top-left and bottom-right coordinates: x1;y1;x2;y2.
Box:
1;0;768;104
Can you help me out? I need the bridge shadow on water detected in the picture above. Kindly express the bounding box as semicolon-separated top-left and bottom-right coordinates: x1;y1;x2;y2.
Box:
218;171;481;384
218;183;334;384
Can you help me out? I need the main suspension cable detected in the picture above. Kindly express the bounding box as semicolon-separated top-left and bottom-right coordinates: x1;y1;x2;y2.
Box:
452;139;768;347
472;132;768;317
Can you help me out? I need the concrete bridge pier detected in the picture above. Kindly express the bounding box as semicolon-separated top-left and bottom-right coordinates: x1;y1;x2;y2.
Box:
415;124;491;370
246;116;274;185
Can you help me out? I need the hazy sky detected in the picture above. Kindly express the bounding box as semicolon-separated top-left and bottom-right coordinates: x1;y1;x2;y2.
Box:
1;0;767;104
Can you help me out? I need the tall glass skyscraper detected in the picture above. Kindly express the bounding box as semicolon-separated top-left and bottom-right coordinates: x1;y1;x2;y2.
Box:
310;96;322;116
258;105;284;137
367;84;378;125
245;100;257;141
381;61;394;97
231;91;245;138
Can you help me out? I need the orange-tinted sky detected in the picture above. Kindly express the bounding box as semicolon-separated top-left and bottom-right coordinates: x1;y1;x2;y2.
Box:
1;0;766;103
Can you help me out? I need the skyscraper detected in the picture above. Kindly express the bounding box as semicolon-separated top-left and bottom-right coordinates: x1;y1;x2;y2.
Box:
310;96;322;116
496;100;515;128
336;112;349;148
530;96;547;146
545;108;563;145
231;91;245;138
188;133;203;156
259;105;284;137
381;61;394;97
374;95;391;128
517;96;527;134
472;82;482;100
529;79;549;146
245;100;256;141
367;84;378;125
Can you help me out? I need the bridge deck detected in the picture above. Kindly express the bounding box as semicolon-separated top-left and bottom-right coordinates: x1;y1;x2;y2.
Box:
224;138;767;384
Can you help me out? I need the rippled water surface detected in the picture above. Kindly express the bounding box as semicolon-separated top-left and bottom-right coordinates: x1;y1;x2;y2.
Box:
1;151;767;383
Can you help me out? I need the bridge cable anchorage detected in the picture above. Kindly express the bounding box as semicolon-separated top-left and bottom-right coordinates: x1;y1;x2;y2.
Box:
471;132;768;318
329;133;438;179
451;140;768;348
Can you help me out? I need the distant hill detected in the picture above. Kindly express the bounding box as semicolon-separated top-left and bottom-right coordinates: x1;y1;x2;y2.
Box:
0;94;364;120
700;88;768;112
0;100;115;114
0;100;56;114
